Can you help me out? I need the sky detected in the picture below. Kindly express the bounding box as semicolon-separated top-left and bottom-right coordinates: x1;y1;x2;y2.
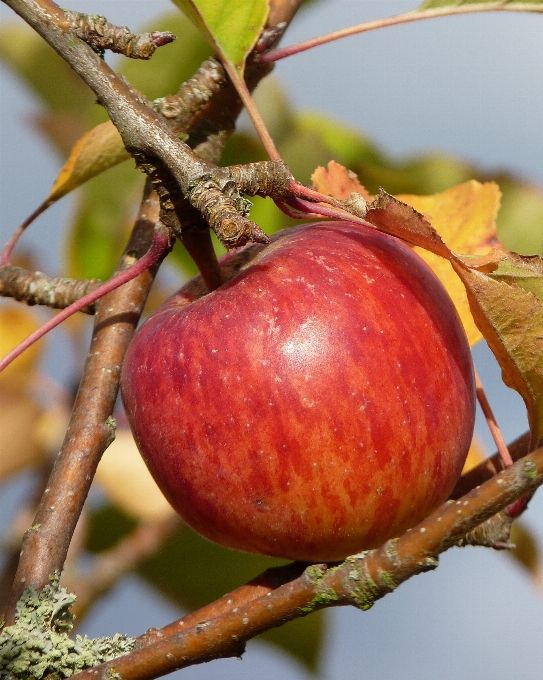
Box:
1;2;543;679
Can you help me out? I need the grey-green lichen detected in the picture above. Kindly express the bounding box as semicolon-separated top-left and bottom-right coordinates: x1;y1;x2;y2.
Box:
301;564;343;614
0;577;135;680
300;586;340;614
350;577;380;611
378;571;398;592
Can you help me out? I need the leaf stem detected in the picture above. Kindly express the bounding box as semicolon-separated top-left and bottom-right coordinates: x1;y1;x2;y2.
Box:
475;369;513;468
261;4;540;63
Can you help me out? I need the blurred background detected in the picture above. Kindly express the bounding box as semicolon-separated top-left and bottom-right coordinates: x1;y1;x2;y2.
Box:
1;1;543;678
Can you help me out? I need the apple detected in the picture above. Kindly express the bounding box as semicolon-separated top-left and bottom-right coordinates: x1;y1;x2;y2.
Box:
121;221;475;562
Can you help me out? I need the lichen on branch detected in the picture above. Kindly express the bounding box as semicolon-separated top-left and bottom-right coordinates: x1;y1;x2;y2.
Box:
0;575;134;679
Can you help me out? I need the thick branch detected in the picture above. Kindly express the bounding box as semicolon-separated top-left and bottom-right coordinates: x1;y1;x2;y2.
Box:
71;447;543;680
2;188;164;624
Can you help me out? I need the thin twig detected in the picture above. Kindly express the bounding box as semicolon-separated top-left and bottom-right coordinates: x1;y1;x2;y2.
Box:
475;369;514;468
65;11;175;59
0;228;170;374
261;4;541;62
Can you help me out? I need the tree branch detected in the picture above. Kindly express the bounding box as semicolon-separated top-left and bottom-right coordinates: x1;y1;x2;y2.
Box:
0;265;101;312
2;187;165;624
3;0;268;249
71;447;543;679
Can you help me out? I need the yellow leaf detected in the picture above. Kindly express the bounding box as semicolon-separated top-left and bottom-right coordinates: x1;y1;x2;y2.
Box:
461;436;488;475
398;181;501;346
0;389;42;480
47;121;130;203
95;429;175;522
508;522;542;588
311;160;371;200
0;303;43;389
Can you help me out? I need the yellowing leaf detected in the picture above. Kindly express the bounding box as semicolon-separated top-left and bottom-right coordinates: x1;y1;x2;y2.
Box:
0;389;42;481
47;121;130;204
171;0;269;77
452;256;543;449
0;304;43;389
508;521;542;587
95;429;175;522
398;181;501;346
311;160;371;200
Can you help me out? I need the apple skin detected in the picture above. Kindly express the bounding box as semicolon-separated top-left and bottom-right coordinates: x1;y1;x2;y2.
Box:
121;221;475;562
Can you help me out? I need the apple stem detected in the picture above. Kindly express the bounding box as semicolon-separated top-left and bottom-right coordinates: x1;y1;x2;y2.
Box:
0;226;171;375
475;369;513;468
181;228;224;292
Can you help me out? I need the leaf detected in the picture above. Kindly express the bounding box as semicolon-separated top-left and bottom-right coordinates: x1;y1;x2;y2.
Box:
364;189;452;258
508;522;542;587
497;177;543;256
398;181;501;346
171;0;269;77
0;304;43;389
461;436;488;474
95;429;175;522
452;255;543;448
46;122;130;204
299;112;385;169
311;160;371;200
65;161;145;280
0;24;94;112
0;304;46;479
0;389;42;481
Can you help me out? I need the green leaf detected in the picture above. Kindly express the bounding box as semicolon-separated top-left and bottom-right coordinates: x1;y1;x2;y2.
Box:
65;163;145;281
486;252;543;303
496;178;543;256
0;24;94;112
171;0;269;76
297;112;384;169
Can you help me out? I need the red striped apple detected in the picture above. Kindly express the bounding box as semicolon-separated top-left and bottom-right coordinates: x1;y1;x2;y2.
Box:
121;221;475;562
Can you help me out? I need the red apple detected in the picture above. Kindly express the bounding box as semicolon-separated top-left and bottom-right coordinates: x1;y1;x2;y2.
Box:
121;221;475;562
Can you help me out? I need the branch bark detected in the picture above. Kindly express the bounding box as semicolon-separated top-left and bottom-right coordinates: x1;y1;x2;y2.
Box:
2;187;164;624
3;0;267;248
71;446;543;680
